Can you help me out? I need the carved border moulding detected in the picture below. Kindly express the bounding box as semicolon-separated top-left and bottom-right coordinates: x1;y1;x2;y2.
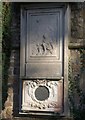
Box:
22;79;63;113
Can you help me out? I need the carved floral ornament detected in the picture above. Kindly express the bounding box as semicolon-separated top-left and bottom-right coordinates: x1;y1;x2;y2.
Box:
22;79;62;111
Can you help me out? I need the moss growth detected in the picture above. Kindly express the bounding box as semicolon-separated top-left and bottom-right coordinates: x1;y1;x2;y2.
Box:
2;2;12;109
68;48;85;120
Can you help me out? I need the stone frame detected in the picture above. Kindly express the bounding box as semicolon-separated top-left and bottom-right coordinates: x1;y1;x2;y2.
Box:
19;3;70;117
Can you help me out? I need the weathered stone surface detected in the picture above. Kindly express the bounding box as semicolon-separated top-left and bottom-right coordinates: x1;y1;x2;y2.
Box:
2;2;85;120
11;4;20;48
69;48;85;116
1;87;13;119
70;50;81;75
70;3;84;41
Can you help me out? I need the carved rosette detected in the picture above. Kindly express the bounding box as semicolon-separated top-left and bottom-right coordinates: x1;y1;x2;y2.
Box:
22;79;63;112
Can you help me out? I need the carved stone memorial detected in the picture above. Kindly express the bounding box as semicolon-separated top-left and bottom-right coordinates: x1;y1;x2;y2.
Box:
22;79;63;112
20;7;63;79
20;5;66;115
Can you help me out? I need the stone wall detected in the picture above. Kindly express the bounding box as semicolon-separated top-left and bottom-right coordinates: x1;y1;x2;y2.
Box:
69;2;85;93
68;2;85;120
1;2;85;120
2;3;20;119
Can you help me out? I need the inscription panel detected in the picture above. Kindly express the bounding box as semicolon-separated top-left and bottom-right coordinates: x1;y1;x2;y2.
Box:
24;8;63;78
26;63;62;78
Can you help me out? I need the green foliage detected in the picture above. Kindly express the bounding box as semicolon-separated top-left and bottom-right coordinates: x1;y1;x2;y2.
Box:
68;48;85;120
2;3;12;53
2;3;12;109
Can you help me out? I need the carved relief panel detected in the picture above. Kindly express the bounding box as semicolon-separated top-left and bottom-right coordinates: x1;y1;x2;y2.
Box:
22;79;63;113
20;8;63;78
27;11;60;58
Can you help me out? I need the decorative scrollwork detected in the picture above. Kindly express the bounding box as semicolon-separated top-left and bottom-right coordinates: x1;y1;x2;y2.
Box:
23;79;58;110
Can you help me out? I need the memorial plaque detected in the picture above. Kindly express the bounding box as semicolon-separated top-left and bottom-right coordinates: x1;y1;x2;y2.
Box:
20;8;63;78
20;5;67;114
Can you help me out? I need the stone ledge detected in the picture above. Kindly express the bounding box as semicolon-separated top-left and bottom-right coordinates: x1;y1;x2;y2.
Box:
68;42;85;49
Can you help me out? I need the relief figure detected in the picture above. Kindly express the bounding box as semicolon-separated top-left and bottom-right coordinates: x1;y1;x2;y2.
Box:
33;35;54;55
31;35;54;56
36;43;43;55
